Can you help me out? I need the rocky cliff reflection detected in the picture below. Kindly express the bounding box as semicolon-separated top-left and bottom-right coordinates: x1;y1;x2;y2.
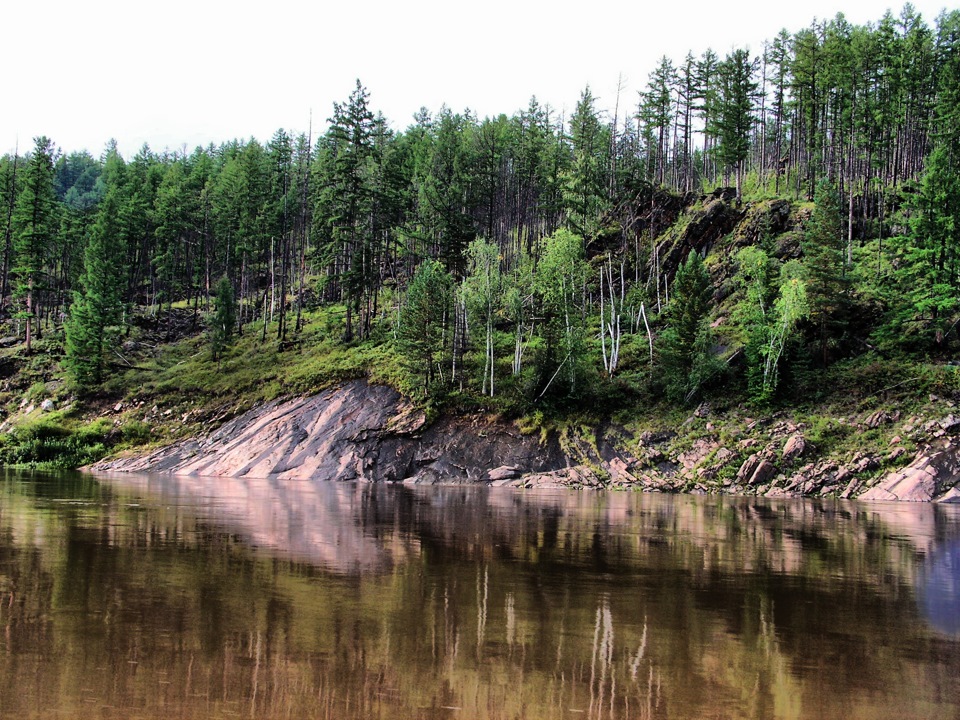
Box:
0;469;958;719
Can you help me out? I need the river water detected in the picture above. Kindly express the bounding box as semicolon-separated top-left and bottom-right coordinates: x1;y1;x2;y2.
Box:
1;469;958;720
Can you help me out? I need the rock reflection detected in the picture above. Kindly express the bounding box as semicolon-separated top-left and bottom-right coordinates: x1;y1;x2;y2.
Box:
0;471;958;719
96;471;421;573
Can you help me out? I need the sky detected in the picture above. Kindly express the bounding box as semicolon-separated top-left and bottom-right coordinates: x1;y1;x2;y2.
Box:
2;0;954;158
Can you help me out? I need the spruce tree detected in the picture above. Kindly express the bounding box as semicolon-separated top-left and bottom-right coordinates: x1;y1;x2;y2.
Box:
398;259;453;395
12;136;58;354
802;179;849;364
659;252;718;402
64;186;126;388
209;275;237;365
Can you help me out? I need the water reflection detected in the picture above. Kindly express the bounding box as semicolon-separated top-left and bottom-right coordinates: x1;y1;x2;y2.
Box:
0;469;958;719
918;540;960;637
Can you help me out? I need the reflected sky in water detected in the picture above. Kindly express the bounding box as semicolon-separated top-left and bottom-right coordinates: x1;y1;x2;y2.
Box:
1;469;959;719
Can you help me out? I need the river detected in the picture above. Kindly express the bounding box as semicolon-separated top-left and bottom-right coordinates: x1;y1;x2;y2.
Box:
0;469;958;719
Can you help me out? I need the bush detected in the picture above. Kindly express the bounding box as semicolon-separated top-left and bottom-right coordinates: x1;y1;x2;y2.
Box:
0;417;112;469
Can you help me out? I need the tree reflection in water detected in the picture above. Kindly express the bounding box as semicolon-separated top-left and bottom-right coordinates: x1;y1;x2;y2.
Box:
0;469;958;719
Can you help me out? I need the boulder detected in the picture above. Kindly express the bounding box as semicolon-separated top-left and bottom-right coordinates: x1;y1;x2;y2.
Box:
737;454;777;486
487;465;521;481
782;433;806;460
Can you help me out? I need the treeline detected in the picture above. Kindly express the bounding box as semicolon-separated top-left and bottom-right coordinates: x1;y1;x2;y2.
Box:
1;5;959;407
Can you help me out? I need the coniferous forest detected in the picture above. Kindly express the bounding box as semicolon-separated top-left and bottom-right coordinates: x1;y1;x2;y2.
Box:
2;5;960;443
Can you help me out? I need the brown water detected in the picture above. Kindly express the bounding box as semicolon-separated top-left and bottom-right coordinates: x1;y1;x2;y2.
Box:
1;469;958;720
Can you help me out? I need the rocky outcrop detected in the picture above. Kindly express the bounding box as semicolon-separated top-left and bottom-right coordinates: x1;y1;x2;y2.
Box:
93;380;960;502
94;380;564;484
860;440;960;502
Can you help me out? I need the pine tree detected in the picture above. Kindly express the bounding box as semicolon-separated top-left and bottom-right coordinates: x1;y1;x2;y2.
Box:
802;178;849;364
314;80;378;340
890;145;960;348
12;136;58;354
712;49;759;201
563;87;610;238
64;186;126;388
659;252;718;402
209;275;237;365
398;259;454;395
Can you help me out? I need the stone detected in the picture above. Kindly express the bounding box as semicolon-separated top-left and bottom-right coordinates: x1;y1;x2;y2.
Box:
860;443;960;502
887;447;907;462
747;459;777;486
863;410;891;429
840;477;861;499
851;453;879;473
737;454;776;486
940;414;960;432
782;433;806;460
40;399;55;412
736;454;762;482
937;487;960;503
487;465;521;481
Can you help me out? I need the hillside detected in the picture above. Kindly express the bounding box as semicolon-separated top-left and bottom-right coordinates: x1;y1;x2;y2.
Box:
1;185;959;501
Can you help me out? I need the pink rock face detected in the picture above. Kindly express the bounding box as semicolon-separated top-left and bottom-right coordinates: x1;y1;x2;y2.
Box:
93;380;564;485
782;433;805;460
860;444;960;502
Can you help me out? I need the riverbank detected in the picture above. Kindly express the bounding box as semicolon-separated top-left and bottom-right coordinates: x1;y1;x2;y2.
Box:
90;378;960;502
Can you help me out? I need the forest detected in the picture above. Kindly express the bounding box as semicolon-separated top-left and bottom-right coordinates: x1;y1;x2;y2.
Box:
2;4;960;419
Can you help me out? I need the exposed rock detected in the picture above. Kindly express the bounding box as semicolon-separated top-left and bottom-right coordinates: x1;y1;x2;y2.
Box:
851;453;879;474
938;487;960;503
658;197;742;279
863;410;891;429
838;477;857;498
737;454;776;486
860;440;960;502
782;433;806;460
488;465;521;481
88;377;960;503
940;414;960;433
748;459;777;486
732;199;793;247
94;380;563;484
522;465;605;489
678;437;719;471
40;399;55;412
887;446;907;462
606;457;639;485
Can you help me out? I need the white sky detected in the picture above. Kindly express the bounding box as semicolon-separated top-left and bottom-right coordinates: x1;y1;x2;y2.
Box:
2;0;953;158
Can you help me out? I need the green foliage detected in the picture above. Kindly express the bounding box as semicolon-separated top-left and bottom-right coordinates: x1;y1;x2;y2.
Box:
711;49;759;199
659;252;721;403
0;417;113;469
563;87;611;238
883;146;960;350
533;229;589;400
64;183;127;389
462;238;503;396
733;248;810;402
209;275;237;362
397;259;454;395
802;179;849;365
